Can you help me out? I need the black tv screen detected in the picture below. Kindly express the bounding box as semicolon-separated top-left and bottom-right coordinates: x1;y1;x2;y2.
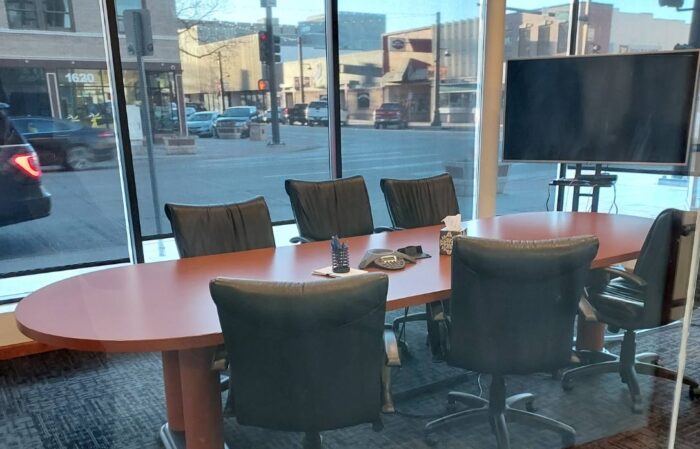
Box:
503;51;699;165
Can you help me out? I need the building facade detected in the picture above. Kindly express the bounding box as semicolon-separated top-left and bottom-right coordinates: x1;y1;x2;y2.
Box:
0;0;182;132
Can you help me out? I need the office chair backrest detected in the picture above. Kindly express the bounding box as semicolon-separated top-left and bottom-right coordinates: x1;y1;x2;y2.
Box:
668;210;698;322
164;197;275;258
210;273;388;432
380;173;460;229
449;236;598;375
634;208;697;326
285;176;374;241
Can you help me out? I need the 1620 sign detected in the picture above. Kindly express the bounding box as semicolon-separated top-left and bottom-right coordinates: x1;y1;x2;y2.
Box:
64;73;97;84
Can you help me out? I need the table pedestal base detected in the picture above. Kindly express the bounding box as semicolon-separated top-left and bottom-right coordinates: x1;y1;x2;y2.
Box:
162;348;228;449
160;423;230;449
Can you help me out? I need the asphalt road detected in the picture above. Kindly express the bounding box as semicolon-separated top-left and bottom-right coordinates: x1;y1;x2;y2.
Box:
0;124;680;276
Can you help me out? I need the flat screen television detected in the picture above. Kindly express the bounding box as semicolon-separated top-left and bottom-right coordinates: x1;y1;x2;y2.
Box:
502;51;700;166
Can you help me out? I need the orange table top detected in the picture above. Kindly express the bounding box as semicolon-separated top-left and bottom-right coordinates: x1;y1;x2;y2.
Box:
16;212;652;353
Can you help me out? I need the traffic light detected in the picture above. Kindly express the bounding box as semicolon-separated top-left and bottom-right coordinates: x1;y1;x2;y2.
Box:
258;31;281;64
658;0;684;7
258;31;270;63
272;35;281;63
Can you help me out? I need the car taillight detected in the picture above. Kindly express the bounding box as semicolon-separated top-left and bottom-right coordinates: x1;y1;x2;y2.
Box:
10;153;42;179
97;130;115;138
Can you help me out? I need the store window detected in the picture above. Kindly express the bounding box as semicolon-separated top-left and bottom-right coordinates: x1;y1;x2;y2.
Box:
6;0;73;31
357;92;370;108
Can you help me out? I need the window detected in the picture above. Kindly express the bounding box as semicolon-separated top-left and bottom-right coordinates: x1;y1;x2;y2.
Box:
0;0;128;283
6;0;73;31
357;92;370;108
122;0;331;238
340;2;480;225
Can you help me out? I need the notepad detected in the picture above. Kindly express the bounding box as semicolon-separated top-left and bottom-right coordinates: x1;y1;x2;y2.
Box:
312;266;368;278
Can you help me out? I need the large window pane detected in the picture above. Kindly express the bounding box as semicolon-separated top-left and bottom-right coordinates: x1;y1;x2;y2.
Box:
497;1;570;216
567;0;695;218
0;1;129;284
497;2;700;448
338;1;480;225
123;0;330;238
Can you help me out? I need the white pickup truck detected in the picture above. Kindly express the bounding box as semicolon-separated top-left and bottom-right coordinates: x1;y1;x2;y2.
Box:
305;101;348;126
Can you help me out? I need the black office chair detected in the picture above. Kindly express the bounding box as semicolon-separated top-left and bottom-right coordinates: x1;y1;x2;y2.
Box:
380;173;460;230
209;274;389;449
164;196;275;257
562;208;700;412
284;175;391;243
425;235;599;449
380;173;460;360
164;197;276;395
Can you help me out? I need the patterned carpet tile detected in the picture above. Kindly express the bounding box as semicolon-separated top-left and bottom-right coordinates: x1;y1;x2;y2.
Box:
1;313;699;449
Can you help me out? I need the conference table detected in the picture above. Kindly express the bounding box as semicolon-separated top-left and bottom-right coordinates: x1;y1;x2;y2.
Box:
15;211;653;449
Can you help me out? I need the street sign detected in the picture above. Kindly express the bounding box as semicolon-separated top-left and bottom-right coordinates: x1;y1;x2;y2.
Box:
123;9;154;57
260;0;277;6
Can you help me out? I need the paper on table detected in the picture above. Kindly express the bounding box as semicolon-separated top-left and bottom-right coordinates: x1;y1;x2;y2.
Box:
442;214;462;231
312;266;368;278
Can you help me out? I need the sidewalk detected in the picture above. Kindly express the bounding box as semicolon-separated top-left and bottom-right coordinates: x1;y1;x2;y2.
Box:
347;119;476;130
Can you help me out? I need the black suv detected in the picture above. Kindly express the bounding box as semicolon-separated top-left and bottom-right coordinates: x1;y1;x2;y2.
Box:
0;111;51;227
286;103;308;125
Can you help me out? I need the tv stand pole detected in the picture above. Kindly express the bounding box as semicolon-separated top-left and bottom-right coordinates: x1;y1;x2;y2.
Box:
552;163;615;213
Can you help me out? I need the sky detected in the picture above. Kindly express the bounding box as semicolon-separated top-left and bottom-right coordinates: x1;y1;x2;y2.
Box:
178;0;693;32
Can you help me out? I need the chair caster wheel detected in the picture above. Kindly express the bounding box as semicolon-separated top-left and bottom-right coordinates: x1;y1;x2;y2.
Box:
562;381;574;392
446;400;458;413
632;400;644;414
689;386;699;401
525;401;536;413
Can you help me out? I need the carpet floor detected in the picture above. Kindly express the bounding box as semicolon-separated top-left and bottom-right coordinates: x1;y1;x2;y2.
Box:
1;312;699;449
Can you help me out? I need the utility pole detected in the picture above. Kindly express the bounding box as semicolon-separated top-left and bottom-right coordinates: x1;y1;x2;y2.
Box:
217;51;225;112
297;34;305;104
690;0;700;47
264;2;281;144
431;11;442;127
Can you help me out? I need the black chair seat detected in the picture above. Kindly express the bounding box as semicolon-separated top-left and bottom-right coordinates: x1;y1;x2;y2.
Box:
589;278;645;329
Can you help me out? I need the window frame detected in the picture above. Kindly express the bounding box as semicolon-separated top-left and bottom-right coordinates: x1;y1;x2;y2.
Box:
5;0;75;32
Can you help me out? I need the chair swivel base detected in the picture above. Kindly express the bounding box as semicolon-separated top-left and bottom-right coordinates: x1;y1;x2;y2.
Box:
425;390;575;449
562;350;700;413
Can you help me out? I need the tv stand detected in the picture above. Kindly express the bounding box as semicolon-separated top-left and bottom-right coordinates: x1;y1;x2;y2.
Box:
552;164;617;212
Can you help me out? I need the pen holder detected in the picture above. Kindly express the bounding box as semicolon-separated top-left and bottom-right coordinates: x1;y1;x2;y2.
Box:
332;247;350;273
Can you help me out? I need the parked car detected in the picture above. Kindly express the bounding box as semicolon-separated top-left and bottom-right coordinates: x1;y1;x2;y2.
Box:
187;111;219;137
305;101;348;126
214;106;259;138
186;102;206;112
286;103;307;125
263;107;286;124
373;103;408;129
0;113;51;227
11;117;116;171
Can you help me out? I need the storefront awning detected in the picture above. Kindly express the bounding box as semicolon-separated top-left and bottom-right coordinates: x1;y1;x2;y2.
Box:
382;58;429;84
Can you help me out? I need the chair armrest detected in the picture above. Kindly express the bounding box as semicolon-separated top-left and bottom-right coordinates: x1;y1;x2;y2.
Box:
374;226;398;233
602;267;647;288
289;236;314;244
383;325;401;367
